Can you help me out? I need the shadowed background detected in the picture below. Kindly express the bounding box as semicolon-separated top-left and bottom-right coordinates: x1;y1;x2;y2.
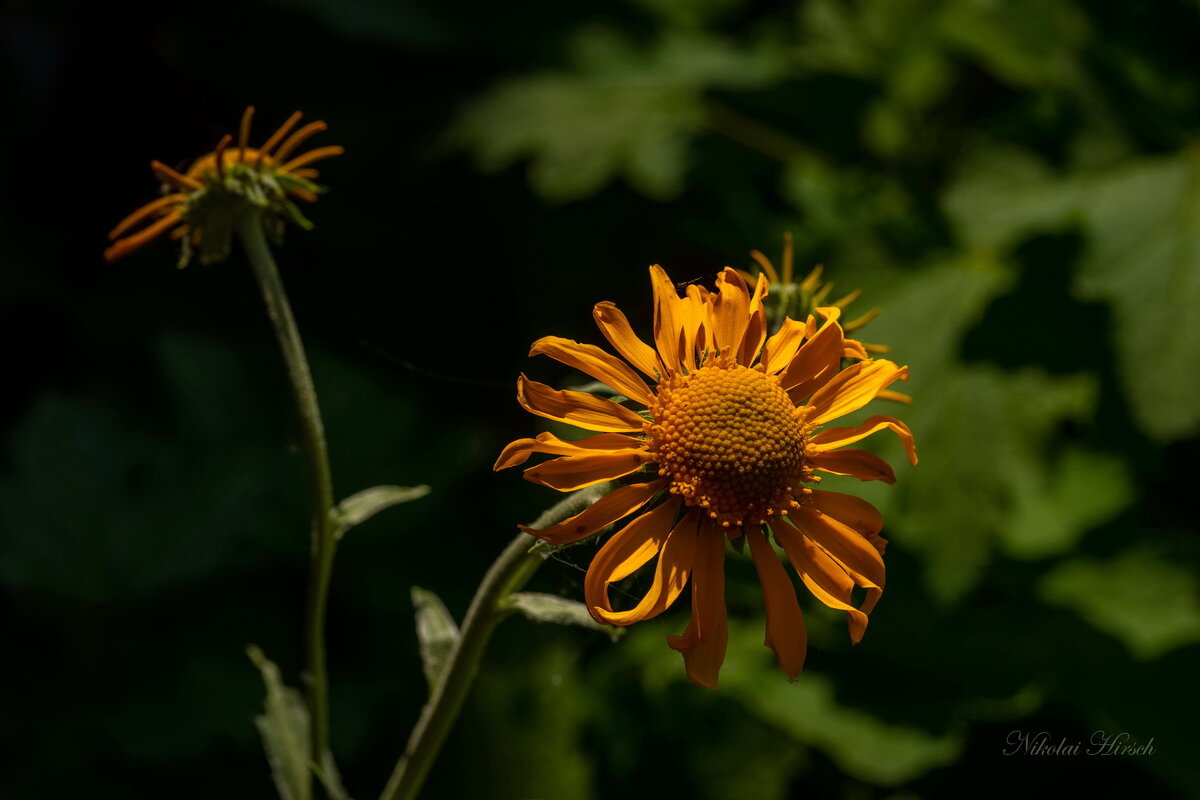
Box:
2;0;1198;797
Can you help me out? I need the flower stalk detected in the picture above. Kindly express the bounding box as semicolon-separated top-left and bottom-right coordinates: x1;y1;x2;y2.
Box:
237;210;338;771
379;485;607;800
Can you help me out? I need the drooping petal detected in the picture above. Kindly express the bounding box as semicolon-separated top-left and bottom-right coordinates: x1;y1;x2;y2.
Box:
792;504;885;590
520;478;667;544
808;448;896;483
746;527;806;679
494;431;643;470
810;414;918;465
529;336;655;405
667;521;729;689
771;519;870;644
523;450;652;491
517;375;647;432
760;317;810;376
593;301;661;380
738;273;770;366
593;507;699;626
585;497;681;617
806;360;909;426
808;490;884;538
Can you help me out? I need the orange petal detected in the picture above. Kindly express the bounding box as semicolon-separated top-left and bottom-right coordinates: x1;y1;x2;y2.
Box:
103;212;183;263
809;414;918;465
746;527;806;679
806;360;909;426
667;521;729;689
760;316;809;375
738;273;769;366
678;285;709;371
780;307;843;394
808;490;884;538
108;194;186;240
592;507;698;625
493;431;642;471
749;249;780;284
808;448;896;483
517;375;647;433
710;268;750;358
593;301;660;379
792;505;885;590
649;265;683;370
279;145;344;173
529;336;654;406
520;478;667;544
770;519;870;644
584;497;681;617
523;450;651;491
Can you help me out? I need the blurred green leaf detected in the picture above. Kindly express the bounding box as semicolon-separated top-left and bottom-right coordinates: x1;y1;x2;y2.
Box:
412;586;460;689
331;484;430;539
247;646;312;800
453;26;787;200
1002;448;1132;558
634;0;747;28
1041;549;1200;659
505;591;622;640
944;144;1200;441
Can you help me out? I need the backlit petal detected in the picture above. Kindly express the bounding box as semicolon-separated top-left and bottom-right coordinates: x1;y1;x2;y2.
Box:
667;521;729;689
523;450;652;491
494;431;643;471
806;360;909;426
530;336;655;405
747;527;806;679
520;478;666;544
585;498;681;617
792;504;885;590
810;414;918;465
808;448;896;483
593;301;660;379
593;507;698;625
517;375;647;432
771;519;870;643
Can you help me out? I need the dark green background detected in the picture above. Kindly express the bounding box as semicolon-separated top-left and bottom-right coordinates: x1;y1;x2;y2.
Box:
3;0;1198;797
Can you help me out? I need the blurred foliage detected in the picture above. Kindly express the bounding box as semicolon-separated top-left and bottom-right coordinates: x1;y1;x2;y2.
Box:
3;0;1198;797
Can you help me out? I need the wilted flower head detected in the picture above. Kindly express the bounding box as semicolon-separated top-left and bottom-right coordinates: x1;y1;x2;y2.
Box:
496;265;917;688
105;106;343;266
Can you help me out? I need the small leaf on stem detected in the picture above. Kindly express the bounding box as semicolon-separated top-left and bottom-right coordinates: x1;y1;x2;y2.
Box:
331;484;431;539
412;586;460;689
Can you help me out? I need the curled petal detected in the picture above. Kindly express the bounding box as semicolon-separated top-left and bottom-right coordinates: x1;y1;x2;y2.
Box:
710;268;750;358
520;478;667;544
738;273;769;366
746;527;806;679
593;301;660;379
806;360;909;426
810;414;918;466
523;450;652;491
771;519;871;644
808;448;896;483
530;336;655;405
593;508;698;626
792;504;885;590
494;431;642;471
667;521;729;689
780;308;844;395
517;375;647;432
649;265;683;371
760;317;810;375
585;498;681;617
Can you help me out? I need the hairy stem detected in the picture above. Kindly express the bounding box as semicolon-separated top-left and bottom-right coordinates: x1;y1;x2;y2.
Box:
379;486;608;800
238;212;338;775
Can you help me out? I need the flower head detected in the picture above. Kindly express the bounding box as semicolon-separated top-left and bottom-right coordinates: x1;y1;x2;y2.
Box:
496;265;917;688
105;107;343;266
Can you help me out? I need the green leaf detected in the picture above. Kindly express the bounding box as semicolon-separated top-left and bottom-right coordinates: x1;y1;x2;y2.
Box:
331;484;430;539
247;645;312;800
504;591;623;640
1041;549;1200;659
452;26;786;201
943;144;1200;441
412;587;460;689
1001;448;1133;558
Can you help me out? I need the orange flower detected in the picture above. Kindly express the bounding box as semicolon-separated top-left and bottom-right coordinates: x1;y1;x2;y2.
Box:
496;266;917;688
105;106;342;266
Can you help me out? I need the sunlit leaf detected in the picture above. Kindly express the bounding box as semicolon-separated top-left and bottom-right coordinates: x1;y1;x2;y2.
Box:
247;646;312;800
412;586;460;689
1041;549;1200;659
331;484;430;539
505;591;622;640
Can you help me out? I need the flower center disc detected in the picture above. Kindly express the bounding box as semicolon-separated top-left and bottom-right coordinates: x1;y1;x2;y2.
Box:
648;361;807;527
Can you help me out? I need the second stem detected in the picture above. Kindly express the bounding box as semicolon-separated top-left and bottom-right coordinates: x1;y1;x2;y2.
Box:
239;212;338;769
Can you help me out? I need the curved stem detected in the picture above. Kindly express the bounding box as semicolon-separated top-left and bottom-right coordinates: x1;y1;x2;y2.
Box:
238;212;338;772
379;486;608;800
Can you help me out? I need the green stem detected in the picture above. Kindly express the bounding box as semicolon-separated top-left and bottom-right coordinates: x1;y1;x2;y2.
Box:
238;212;338;774
379;486;608;800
